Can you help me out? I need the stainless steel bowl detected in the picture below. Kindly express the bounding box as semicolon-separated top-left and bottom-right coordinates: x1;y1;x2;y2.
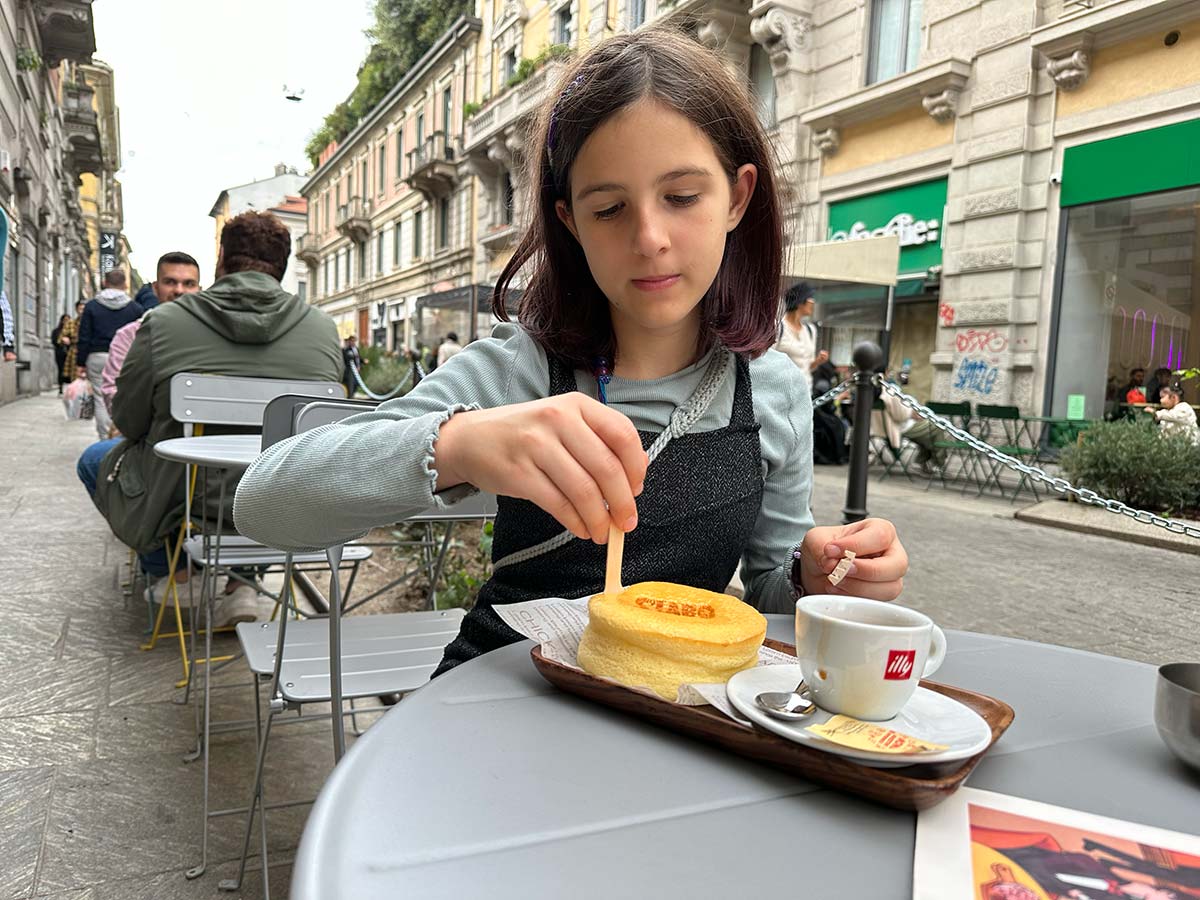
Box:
1155;662;1200;771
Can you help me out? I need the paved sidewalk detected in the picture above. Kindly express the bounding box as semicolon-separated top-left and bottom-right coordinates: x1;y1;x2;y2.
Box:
0;394;376;900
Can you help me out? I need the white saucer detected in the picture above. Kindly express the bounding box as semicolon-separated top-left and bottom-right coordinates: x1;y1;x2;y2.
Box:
726;664;993;768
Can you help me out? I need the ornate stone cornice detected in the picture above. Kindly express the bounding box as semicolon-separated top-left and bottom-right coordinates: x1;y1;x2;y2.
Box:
749;5;812;76
1045;48;1091;91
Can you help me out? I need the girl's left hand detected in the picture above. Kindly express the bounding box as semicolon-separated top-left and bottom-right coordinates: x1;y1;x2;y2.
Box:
797;518;907;601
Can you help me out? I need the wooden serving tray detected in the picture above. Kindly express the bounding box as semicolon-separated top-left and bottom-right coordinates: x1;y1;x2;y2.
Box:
531;638;1014;811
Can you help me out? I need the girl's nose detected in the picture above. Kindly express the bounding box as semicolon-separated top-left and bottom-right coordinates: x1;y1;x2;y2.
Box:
630;207;670;257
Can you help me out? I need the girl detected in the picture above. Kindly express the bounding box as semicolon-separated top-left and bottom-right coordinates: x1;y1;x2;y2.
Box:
234;27;907;675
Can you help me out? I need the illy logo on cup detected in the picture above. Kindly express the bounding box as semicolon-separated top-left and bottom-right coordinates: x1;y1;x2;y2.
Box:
884;649;916;680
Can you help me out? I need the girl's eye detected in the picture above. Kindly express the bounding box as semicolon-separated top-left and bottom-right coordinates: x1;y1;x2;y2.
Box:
667;194;700;207
593;203;622;221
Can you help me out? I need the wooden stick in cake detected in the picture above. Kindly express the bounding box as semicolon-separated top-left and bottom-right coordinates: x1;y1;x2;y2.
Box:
604;522;625;594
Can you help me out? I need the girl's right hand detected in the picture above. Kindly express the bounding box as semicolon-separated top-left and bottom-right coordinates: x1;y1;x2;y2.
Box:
434;394;648;544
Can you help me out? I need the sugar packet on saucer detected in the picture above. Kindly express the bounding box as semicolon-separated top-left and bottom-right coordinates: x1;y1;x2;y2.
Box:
807;714;949;754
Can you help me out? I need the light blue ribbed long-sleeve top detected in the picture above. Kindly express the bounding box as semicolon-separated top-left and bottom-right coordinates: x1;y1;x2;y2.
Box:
233;323;814;614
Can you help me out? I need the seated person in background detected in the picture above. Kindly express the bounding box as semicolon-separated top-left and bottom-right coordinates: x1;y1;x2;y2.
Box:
878;373;945;475
1144;366;1173;411
100;251;202;418
81;212;343;625
1120;367;1146;405
1155;383;1199;445
810;362;848;465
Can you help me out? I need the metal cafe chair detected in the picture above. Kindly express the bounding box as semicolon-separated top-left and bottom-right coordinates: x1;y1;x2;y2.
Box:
923;401;980;493
218;396;494;899
141;373;349;686
973;403;1042;502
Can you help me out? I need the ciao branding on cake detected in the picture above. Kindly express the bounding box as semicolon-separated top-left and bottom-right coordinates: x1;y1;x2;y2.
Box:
829;213;940;248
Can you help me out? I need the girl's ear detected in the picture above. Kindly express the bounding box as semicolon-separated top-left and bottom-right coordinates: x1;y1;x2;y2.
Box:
726;163;758;232
555;199;580;242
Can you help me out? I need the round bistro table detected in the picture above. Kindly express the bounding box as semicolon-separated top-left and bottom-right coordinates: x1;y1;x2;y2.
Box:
292;616;1196;900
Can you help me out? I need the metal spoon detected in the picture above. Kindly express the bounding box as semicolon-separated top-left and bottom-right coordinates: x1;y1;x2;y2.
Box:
754;680;817;720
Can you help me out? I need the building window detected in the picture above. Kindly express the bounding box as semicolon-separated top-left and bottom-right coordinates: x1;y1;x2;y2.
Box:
628;0;646;30
1049;185;1199;419
376;231;385;272
325;193;331;232
347;173;353;201
297;280;307;303
438;196;450;249
867;0;923;85
413;209;424;258
417;112;425;146
378;144;386;194
394;221;403;267
503;49;517;82
555;5;572;44
442;87;452;135
502;171;514;226
396;126;405;180
361;160;369;199
323;260;330;296
750;44;776;128
358;241;367;280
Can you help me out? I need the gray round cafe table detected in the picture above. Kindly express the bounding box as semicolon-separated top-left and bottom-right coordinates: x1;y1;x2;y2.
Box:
153;433;262;470
292;616;1196;900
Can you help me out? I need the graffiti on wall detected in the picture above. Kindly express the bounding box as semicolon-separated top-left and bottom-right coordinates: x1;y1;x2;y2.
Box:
954;357;1000;396
938;303;955;327
955;329;1008;354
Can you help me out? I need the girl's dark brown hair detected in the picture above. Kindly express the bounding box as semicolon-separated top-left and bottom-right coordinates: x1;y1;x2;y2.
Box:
492;26;784;368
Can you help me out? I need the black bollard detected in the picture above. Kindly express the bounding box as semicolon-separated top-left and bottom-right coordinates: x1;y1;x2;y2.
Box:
842;341;885;524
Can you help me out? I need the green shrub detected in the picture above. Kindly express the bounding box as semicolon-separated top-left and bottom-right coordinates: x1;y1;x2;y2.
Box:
1060;419;1200;514
355;346;414;396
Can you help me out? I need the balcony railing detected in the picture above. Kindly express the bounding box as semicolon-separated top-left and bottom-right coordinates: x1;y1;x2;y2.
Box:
405;131;457;199
336;197;371;243
295;232;321;265
62;81;100;176
33;0;96;66
465;57;569;155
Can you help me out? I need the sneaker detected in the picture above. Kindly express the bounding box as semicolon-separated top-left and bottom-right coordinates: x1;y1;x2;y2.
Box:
211;584;275;628
145;575;199;624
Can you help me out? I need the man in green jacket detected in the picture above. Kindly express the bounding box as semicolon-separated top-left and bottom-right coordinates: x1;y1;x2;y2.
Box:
85;211;343;624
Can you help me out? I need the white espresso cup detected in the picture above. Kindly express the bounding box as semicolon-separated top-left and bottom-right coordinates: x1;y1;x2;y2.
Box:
795;595;947;721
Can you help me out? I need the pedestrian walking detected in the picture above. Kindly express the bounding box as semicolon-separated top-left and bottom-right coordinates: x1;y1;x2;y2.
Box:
76;270;143;439
342;335;363;396
437;332;463;368
774;281;828;389
59;301;85;384
234;26;908;677
51;315;71;394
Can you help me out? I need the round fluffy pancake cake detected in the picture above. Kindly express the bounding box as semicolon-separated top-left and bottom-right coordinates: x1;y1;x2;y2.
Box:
577;582;767;700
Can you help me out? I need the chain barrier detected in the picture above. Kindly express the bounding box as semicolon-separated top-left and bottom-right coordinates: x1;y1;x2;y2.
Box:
873;377;1200;540
812;379;853;410
349;360;418;402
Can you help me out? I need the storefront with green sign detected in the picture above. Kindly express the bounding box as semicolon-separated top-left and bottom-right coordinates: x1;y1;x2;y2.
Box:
1047;118;1200;420
821;177;947;400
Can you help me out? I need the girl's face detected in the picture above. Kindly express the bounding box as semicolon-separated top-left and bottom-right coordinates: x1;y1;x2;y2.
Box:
556;98;756;348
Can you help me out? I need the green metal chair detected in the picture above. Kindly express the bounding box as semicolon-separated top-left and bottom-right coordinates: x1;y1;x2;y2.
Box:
924;401;977;492
974;404;1041;501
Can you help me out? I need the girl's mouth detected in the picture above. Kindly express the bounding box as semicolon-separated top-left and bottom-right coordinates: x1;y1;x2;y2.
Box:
631;274;681;292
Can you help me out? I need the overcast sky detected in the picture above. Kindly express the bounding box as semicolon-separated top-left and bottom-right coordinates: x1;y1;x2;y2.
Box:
93;0;374;284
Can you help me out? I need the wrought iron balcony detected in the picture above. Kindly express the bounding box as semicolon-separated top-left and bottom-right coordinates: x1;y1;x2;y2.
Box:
295;232;321;266
62;81;100;176
335;197;371;243
33;0;96;66
405;131;457;200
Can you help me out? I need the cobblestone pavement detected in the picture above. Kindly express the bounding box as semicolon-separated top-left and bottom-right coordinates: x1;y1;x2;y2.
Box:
0;394;387;900
2;393;1196;898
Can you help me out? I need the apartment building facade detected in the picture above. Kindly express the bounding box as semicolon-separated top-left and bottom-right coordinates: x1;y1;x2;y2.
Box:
299;17;483;352
303;0;1199;416
1;0;129;399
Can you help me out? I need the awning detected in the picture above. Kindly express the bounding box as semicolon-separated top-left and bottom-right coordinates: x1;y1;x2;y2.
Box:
786;235;901;286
